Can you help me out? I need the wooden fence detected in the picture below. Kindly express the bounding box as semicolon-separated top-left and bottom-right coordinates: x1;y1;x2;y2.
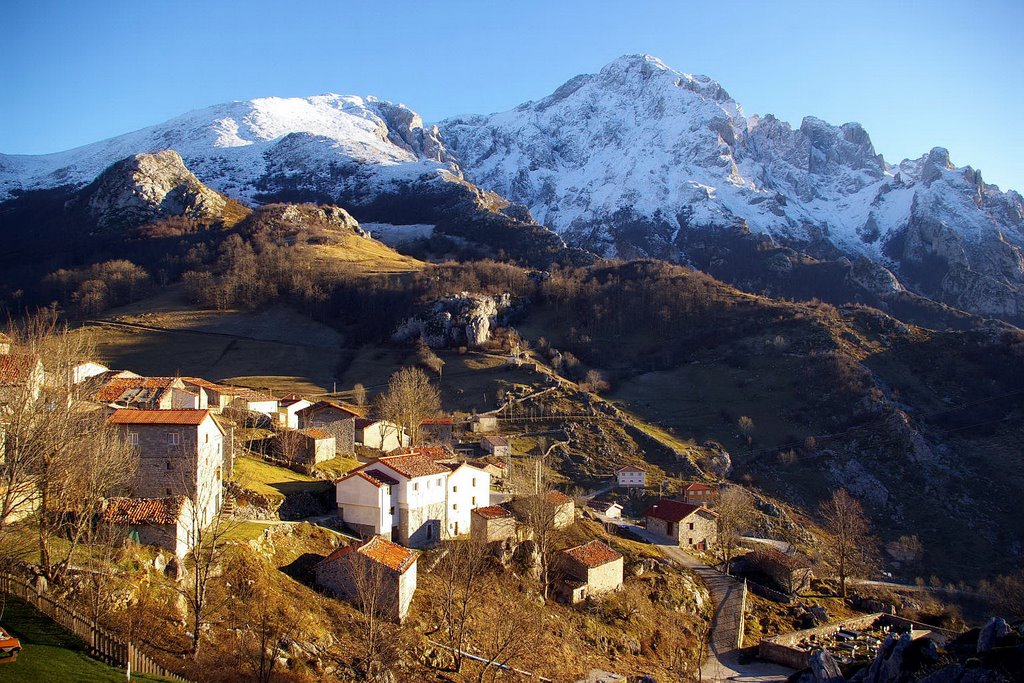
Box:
0;573;189;681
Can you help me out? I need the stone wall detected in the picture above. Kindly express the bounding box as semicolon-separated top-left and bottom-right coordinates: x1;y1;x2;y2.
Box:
399;500;447;548
304;413;355;455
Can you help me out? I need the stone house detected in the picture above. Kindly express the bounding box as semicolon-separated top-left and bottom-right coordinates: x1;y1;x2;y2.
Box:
102;496;195;558
334;452;490;548
94;376;199;410
180;377;238;413
297;401;358;455
557;539;624;604
681;482;717;506
275;428;336;470
480;435;510;458
615;465;646;488
470;504;518;543
355;418;409;452
509;490;575;530
746;547;813;595
471;414;498;433
107;409;226;527
419;417;453;444
644;499;717;551
277;394;311;429
315;536;419;623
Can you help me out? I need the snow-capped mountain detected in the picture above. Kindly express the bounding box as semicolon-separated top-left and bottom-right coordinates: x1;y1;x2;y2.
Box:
0;94;453;205
3;55;1024;316
442;55;1024;317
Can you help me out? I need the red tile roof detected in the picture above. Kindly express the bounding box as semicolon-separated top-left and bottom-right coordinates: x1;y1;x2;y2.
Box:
377;453;452;478
297;400;361;418
482;435;509;447
323;536;418;574
394;445;455;461
0;354;38;387
546;490;573;506
616;464;645;473
102;496;186;525
232;387;276;402
644;499;712;523
338;468;399;487
683;483;715;492
107;409;213;426
420;417;453;425
562;539;622;568
95;376;179;403
473;505;512;520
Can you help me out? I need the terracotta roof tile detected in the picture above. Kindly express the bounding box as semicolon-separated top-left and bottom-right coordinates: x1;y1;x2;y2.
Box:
102;496;186;525
546;490;573;506
179;377;234;393
378;453;452;478
394;445;454;461
616;465;645;473
338;468;399;487
683;483;715;492
0;354;38;387
420;417;453;425
562;540;622;568
297;400;361;418
95;377;181;403
323;536;418;574
481;435;509;447
107;409;212;426
473;505;512;520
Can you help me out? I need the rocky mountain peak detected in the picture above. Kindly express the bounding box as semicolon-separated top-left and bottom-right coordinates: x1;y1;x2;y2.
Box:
71;150;228;231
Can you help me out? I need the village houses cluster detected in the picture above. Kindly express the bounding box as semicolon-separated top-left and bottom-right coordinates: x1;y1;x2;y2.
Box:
0;331;723;626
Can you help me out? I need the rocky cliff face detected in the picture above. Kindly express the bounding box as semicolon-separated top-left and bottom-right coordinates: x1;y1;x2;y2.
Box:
70;150;228;231
441;55;1024;318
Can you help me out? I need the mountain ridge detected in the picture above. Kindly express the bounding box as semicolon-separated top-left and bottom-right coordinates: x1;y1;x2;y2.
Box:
3;54;1024;317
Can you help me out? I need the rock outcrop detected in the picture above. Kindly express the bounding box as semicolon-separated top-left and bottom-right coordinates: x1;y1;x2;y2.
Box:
394;292;514;348
70;150;228;231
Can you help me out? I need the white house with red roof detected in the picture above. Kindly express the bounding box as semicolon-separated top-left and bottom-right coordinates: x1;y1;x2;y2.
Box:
277;394;312;429
615;464;646;488
334;452;490;548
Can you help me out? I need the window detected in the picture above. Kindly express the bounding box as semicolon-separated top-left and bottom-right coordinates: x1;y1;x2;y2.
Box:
472;477;477;487
688;522;694;531
205;433;209;443
426;524;433;540
127;431;139;445
471;496;476;506
413;483;419;492
426;480;430;489
166;461;173;470
437;477;443;487
167;432;180;446
453;503;458;511
452;485;458;493
688;538;693;546
389;507;394;516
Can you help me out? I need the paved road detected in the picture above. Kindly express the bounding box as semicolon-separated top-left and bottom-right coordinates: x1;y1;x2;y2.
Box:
601;517;792;682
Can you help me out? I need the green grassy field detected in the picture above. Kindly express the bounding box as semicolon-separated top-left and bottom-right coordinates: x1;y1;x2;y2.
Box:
0;597;171;683
231;455;332;502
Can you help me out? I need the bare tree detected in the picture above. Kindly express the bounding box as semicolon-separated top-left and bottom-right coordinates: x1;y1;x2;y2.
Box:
989;570;1024;620
737;416;754;446
352;383;367;408
818;488;878;597
416;339;445;378
344;550;400;682
469;576;540;683
716;485;754;575
375;367;441;446
430;538;489;672
0;312;136;580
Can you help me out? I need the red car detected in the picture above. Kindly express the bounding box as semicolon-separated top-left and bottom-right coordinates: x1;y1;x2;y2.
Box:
0;626;21;662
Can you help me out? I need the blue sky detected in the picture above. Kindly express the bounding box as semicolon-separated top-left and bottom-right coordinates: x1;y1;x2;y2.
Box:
3;0;1022;191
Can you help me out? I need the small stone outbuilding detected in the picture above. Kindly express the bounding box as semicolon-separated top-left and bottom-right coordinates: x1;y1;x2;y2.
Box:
644;499;717;551
557;539;623;604
102;496;194;558
470;504;517;544
315;536;419;623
